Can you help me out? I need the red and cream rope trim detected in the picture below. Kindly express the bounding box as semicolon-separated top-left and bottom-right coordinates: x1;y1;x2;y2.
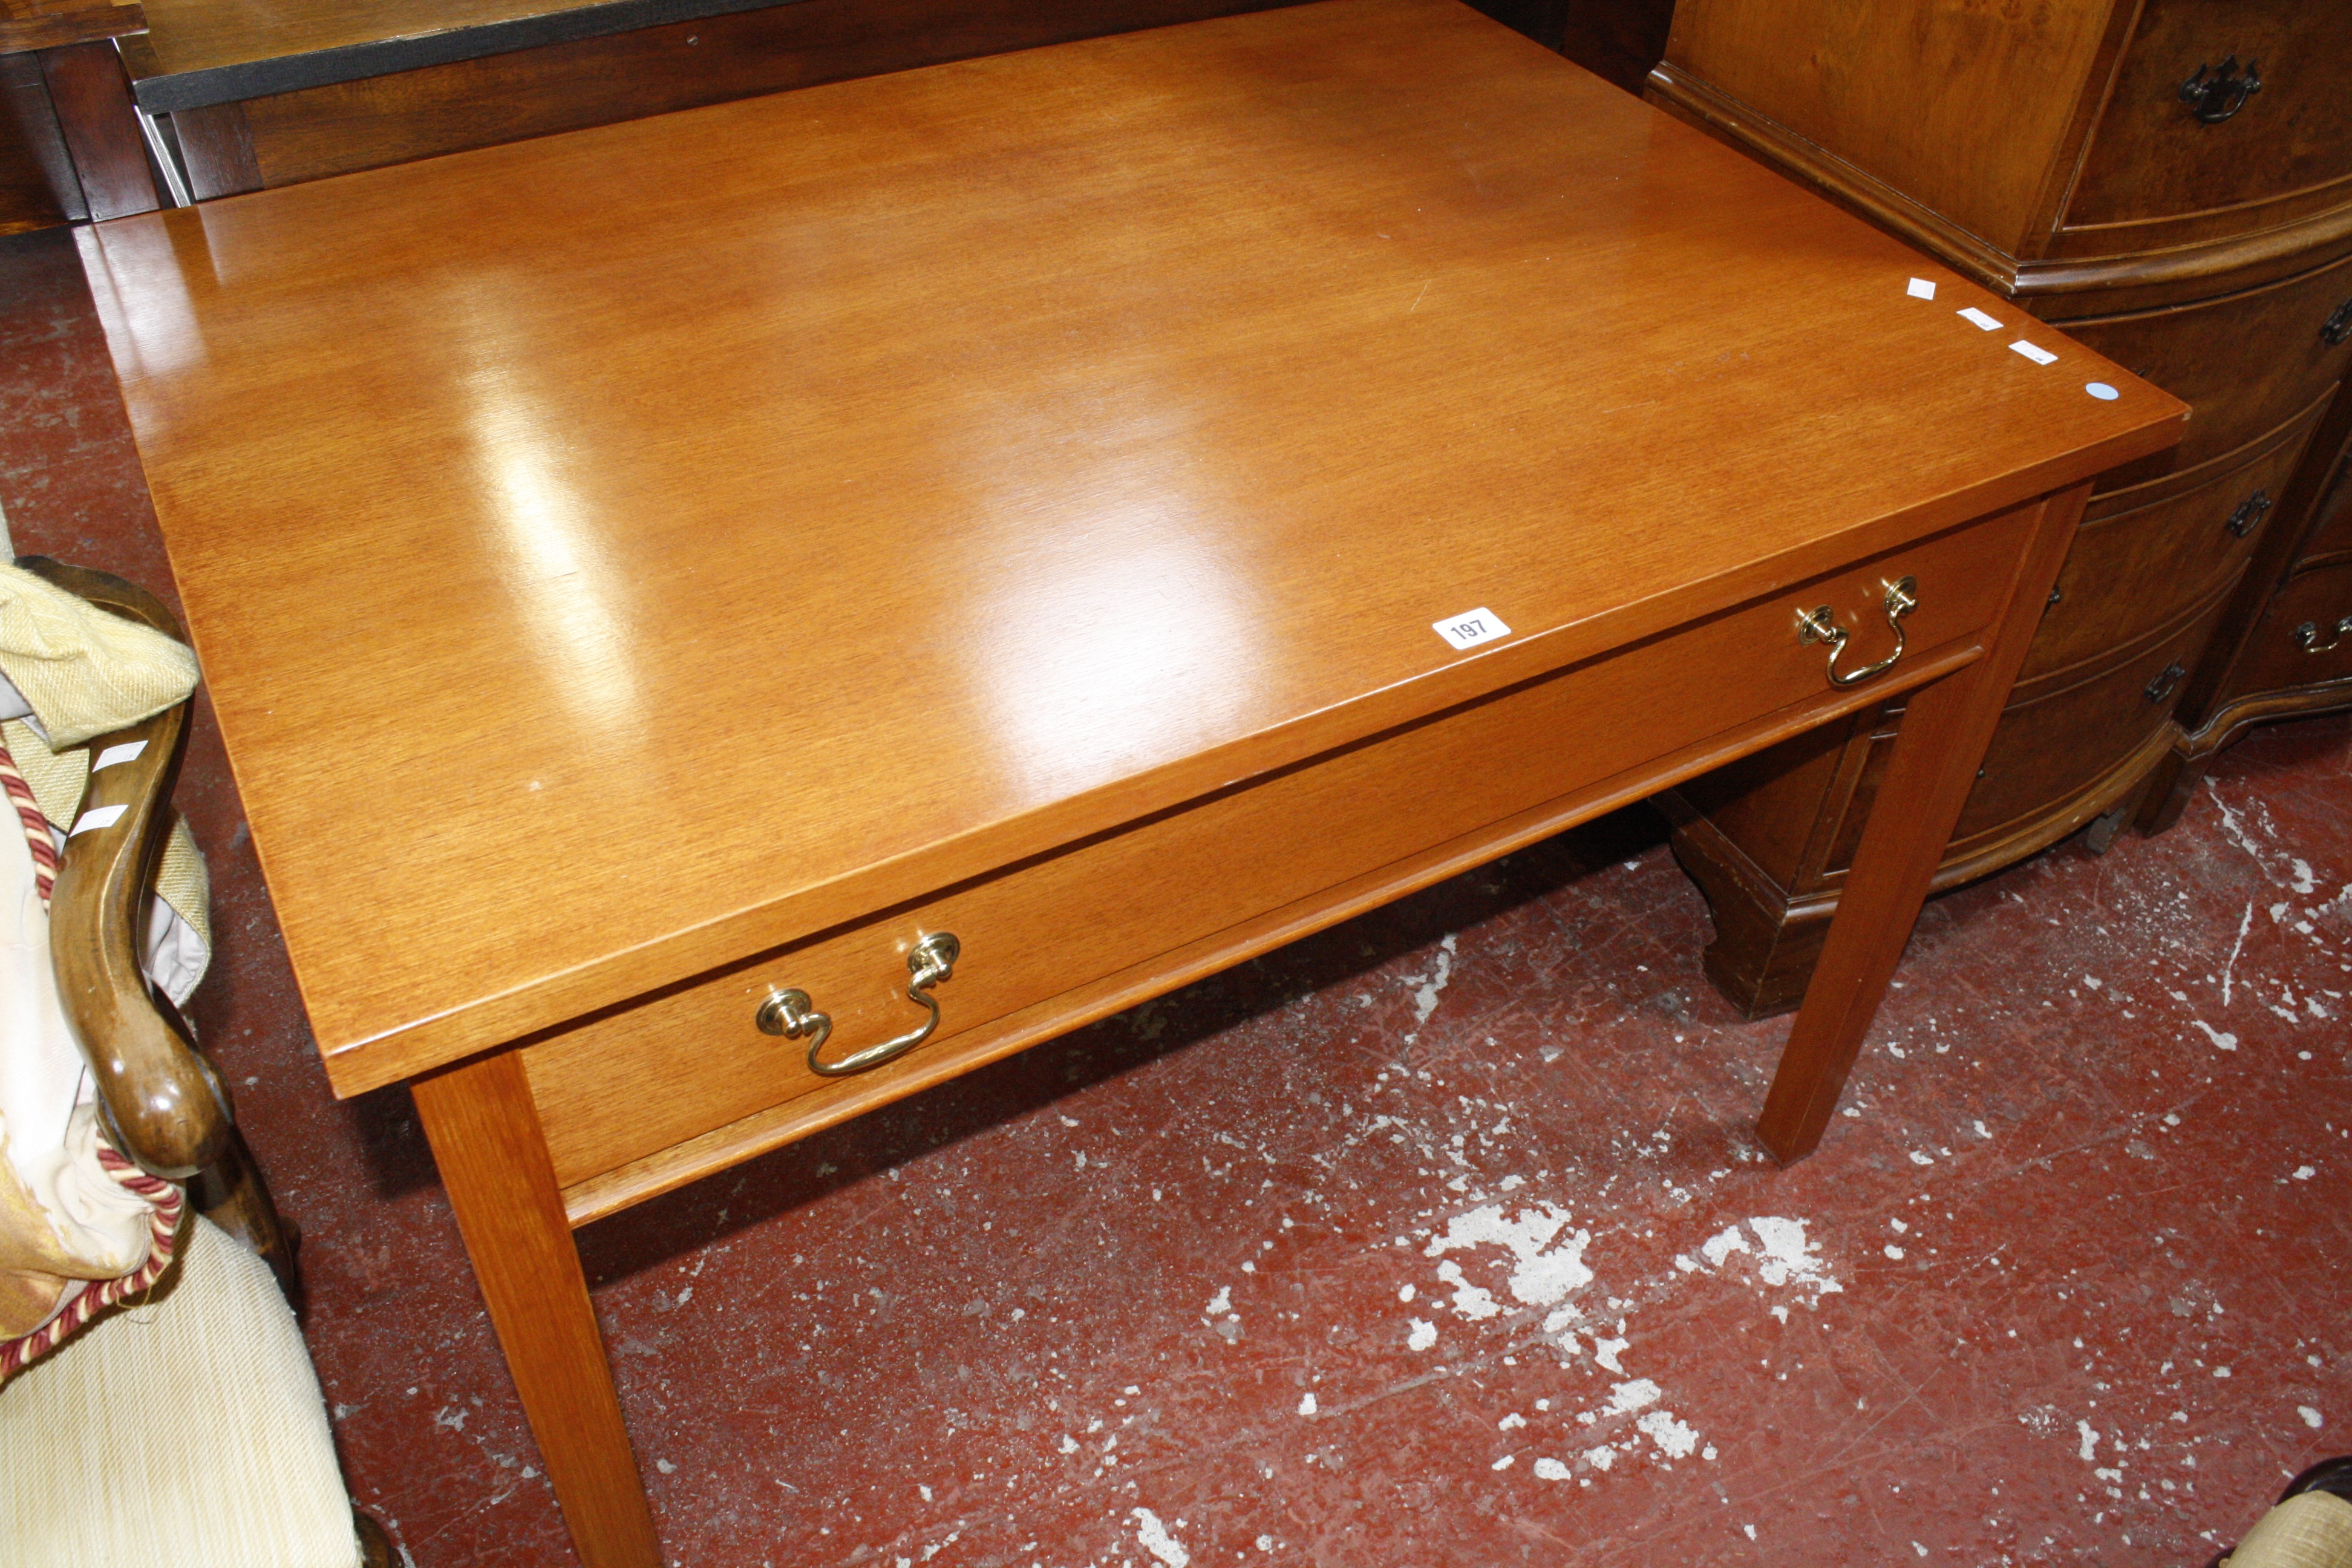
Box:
0;739;56;907
0;737;188;1381
0;1146;184;1380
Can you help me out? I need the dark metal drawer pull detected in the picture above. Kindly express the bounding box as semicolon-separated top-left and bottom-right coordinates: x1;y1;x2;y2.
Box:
2226;489;2272;538
2295;617;2352;655
2326;299;2352;348
2145;662;2186;704
2178;56;2260;123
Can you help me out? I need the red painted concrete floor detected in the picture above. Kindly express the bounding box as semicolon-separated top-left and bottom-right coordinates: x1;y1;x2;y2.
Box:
5;221;2347;1568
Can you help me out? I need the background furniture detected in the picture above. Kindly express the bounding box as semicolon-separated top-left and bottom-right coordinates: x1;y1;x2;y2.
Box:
1;2;165;230
0;557;387;1567
80;3;2179;1561
2140;377;2352;831
1646;0;2352;1015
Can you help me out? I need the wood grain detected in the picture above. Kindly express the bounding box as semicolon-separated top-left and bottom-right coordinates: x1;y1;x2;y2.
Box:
2061;0;2352;237
28;556;230;1179
2053;249;2352;490
0;3;145;53
230;0;1297;189
171;96;255;196
85;0;2183;1097
1661;0;2126;263
526;509;2031;1194
1757;485;2089;1161
134;0;637;76
411;1050;662;1568
36;36;153;216
1;50;79;230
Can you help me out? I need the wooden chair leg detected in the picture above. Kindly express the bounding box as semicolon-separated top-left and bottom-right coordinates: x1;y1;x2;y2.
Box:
411;1050;662;1568
189;1123;302;1305
355;1509;396;1567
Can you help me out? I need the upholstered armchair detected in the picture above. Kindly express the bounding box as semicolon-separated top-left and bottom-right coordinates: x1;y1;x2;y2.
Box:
0;558;390;1568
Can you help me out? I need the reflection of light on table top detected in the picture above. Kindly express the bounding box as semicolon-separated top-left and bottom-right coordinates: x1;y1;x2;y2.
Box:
976;482;1265;805
456;302;645;745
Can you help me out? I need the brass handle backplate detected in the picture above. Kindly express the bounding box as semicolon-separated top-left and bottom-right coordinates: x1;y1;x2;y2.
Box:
2295;616;2352;655
757;931;961;1077
1797;575;1918;688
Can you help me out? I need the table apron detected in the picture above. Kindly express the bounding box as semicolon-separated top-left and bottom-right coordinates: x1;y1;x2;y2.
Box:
526;503;2035;1224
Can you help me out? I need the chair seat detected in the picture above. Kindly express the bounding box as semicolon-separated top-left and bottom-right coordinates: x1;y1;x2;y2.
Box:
0;1215;362;1568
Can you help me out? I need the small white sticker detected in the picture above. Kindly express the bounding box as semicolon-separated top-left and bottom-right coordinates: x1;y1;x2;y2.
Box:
1906;277;1937;300
1958;307;2002;331
2009;340;2058;365
91;740;148;772
2085;381;2120;401
1433;608;1511;651
70;804;129;836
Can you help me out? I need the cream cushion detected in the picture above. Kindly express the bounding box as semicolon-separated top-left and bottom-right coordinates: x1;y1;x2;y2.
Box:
0;1215;362;1567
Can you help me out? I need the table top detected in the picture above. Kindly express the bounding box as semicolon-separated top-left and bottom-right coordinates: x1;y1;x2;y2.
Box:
128;0;798;110
82;0;2182;1094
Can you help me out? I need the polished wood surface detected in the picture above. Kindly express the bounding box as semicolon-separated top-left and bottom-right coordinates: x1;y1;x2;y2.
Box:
0;52;78;230
0;2;145;53
1645;0;2352;1018
2063;0;2352;238
26;556;227;1180
212;0;1293;192
1654;0;2352;305
411;1050;661;1568
88;0;2180;1102
37;38;152;217
136;0;614;77
89;8;2184;1562
2140;381;2352;832
1759;482;2086;1159
523;506;2032;1211
1660;0;2125;266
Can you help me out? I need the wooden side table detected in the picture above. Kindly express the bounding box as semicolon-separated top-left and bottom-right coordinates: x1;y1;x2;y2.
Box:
78;2;2183;1561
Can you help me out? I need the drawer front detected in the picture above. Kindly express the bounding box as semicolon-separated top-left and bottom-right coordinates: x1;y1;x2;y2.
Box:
2065;0;2352;234
2024;414;2316;680
2297;423;2352;565
2053;251;2352;491
1952;593;2226;845
523;509;2035;1191
2230;558;2352;697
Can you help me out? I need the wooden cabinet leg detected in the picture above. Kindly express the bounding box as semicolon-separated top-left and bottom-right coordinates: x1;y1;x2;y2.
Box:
411;1050;662;1568
1759;483;2089;1162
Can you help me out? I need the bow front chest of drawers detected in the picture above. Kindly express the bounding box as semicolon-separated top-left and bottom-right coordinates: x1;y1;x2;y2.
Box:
79;2;2181;1560
1650;0;2352;1013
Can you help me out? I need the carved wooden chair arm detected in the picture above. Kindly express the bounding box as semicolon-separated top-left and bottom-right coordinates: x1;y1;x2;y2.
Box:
18;555;229;1180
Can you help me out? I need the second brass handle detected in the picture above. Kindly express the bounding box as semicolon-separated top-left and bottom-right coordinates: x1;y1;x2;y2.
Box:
1797;575;1918;688
757;931;960;1077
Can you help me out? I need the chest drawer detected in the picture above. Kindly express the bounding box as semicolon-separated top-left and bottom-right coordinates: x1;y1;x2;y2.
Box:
1953;587;2227;849
2232;558;2352;697
2294;423;2352;566
521;507;2036;1204
2063;0;2352;236
2024;407;2319;681
2051;251;2352;491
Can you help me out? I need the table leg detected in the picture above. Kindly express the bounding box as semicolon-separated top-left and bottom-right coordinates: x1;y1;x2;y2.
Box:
1758;483;2091;1162
411;1049;662;1568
